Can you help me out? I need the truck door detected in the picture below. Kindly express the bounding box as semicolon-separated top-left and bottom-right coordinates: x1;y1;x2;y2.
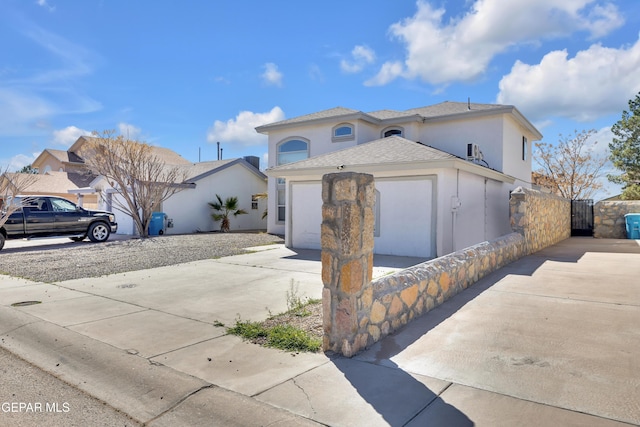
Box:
50;197;86;234
22;197;55;235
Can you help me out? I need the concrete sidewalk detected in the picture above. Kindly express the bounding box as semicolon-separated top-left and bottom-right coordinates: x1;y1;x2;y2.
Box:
1;238;639;426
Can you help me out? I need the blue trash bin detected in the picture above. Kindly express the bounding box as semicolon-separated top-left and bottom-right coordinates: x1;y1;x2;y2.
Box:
625;213;640;239
148;212;167;235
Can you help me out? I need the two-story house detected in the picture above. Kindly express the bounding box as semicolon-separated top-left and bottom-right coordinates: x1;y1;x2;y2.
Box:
257;101;542;258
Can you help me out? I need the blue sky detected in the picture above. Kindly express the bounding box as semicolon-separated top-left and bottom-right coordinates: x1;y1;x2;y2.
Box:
2;0;639;199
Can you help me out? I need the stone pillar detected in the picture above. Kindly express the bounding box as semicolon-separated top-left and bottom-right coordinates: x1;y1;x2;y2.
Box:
321;172;375;357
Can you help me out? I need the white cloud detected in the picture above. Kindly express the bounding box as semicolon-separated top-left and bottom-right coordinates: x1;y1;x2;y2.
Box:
340;45;376;73
118;122;142;140
368;0;624;86
365;61;404;87
261;63;283;87
207;107;285;147
497;39;640;121
1;152;41;172
309;64;324;82
52;125;91;147
36;0;55;12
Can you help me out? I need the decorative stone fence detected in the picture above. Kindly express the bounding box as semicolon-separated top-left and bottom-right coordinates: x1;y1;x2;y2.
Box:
509;186;571;254
594;201;640;238
322;174;570;357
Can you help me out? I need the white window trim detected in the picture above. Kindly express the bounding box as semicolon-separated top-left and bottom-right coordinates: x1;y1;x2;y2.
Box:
382;126;404;138
332;123;355;142
276;137;310;166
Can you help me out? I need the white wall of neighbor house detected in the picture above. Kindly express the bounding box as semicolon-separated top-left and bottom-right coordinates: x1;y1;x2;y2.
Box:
164;164;266;234
98;164;266;236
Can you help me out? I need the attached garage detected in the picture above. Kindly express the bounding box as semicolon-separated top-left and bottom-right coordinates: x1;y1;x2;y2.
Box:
289;177;436;258
268;137;517;259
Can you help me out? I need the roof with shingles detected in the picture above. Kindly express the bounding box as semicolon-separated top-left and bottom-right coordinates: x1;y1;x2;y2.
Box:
257;107;361;129
256;101;520;133
4;171;96;193
268;136;457;171
169;158;266;184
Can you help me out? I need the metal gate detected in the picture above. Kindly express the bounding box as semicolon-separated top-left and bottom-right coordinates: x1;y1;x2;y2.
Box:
571;199;594;236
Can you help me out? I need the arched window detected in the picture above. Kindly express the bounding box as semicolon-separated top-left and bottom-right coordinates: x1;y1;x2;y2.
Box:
277;138;309;165
332;123;355;142
382;127;403;138
275;138;310;223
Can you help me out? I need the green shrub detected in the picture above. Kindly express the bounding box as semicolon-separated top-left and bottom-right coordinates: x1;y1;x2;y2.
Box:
266;325;321;352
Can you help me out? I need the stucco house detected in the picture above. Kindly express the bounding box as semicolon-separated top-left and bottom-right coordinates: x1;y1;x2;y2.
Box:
30;137;267;235
105;157;267;235
257;101;542;258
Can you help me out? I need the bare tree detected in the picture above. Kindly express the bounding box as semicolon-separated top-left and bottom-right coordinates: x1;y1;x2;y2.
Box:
533;130;608;200
0;169;38;228
79;130;188;237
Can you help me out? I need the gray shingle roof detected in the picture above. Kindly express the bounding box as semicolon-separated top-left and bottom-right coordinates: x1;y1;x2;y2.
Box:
257;101;514;133
269;136;457;171
174;158;266;184
405;101;509;118
258;107;361;129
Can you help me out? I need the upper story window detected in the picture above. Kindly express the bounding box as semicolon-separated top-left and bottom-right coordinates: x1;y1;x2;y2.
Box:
522;136;528;161
276;138;309;165
382;127;403;138
332;123;355;142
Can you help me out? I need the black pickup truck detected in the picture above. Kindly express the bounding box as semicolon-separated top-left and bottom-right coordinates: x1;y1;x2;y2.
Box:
0;196;118;251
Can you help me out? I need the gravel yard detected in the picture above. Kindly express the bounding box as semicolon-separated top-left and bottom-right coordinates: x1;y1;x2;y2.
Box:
0;233;284;283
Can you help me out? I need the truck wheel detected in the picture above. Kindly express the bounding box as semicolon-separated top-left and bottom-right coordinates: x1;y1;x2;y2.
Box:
88;222;110;242
0;233;5;251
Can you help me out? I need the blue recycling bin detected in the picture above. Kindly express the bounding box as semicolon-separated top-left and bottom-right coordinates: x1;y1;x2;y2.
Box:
625;213;640;239
148;212;168;235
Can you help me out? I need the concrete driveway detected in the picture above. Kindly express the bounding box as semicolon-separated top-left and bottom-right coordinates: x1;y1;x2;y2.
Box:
0;238;638;426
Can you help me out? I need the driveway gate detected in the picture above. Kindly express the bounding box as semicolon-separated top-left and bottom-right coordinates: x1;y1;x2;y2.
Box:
571;199;594;236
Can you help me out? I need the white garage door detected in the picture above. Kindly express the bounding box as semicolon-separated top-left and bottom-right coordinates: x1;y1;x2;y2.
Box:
290;178;435;257
375;178;434;258
291;182;323;250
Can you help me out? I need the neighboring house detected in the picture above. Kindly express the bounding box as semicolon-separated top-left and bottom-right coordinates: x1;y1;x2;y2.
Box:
257;101;542;258
104;157;268;235
30;136;267;235
1;171;99;209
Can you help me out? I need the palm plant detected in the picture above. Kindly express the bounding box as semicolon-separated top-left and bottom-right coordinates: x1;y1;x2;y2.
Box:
209;194;248;232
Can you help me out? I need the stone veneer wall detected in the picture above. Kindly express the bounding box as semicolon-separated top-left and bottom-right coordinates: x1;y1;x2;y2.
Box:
593;201;640;238
321;172;375;357
322;175;570;357
509;186;571;254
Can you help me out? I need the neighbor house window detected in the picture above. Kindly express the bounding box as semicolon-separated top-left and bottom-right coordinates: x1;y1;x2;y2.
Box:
251;195;258;210
522;136;528;161
275;138;310;223
332;123;355;142
382;127;403;138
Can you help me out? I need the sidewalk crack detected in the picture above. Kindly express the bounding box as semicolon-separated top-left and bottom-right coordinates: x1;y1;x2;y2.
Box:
292;377;317;417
